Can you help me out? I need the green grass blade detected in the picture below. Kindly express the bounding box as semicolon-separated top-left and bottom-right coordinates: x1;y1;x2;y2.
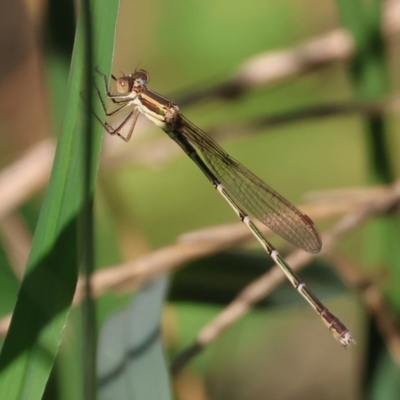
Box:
336;0;400;303
336;0;392;181
335;1;400;397
335;0;400;302
0;1;120;398
81;0;98;397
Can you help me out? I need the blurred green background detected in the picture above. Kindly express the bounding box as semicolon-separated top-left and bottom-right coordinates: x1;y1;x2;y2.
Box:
0;0;399;399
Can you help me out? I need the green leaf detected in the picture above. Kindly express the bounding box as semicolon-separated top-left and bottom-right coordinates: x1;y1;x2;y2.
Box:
98;276;172;400
0;1;120;398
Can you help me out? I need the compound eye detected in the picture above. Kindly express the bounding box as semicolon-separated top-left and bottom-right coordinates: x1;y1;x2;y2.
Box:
116;78;129;93
135;69;149;85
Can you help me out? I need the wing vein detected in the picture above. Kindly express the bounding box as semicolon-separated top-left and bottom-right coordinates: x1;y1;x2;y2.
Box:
180;115;322;253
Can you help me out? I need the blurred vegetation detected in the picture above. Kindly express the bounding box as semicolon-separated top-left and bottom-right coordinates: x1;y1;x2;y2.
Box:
0;0;399;399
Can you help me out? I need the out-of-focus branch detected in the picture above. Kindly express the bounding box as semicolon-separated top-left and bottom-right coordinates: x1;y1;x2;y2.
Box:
0;139;55;219
208;95;400;143
175;0;400;106
0;213;32;279
0;139;53;277
0;183;393;337
73;234;243;306
235;29;353;91
174;29;354;106
74;184;396;303
0;183;397;341
329;252;400;370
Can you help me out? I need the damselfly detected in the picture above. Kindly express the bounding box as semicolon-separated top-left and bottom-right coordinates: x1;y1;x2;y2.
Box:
94;68;354;347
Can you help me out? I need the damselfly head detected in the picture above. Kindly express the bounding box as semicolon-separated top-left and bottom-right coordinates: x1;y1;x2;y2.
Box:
115;70;149;94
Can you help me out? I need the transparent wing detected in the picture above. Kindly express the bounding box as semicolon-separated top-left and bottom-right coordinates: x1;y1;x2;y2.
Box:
180;115;322;253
